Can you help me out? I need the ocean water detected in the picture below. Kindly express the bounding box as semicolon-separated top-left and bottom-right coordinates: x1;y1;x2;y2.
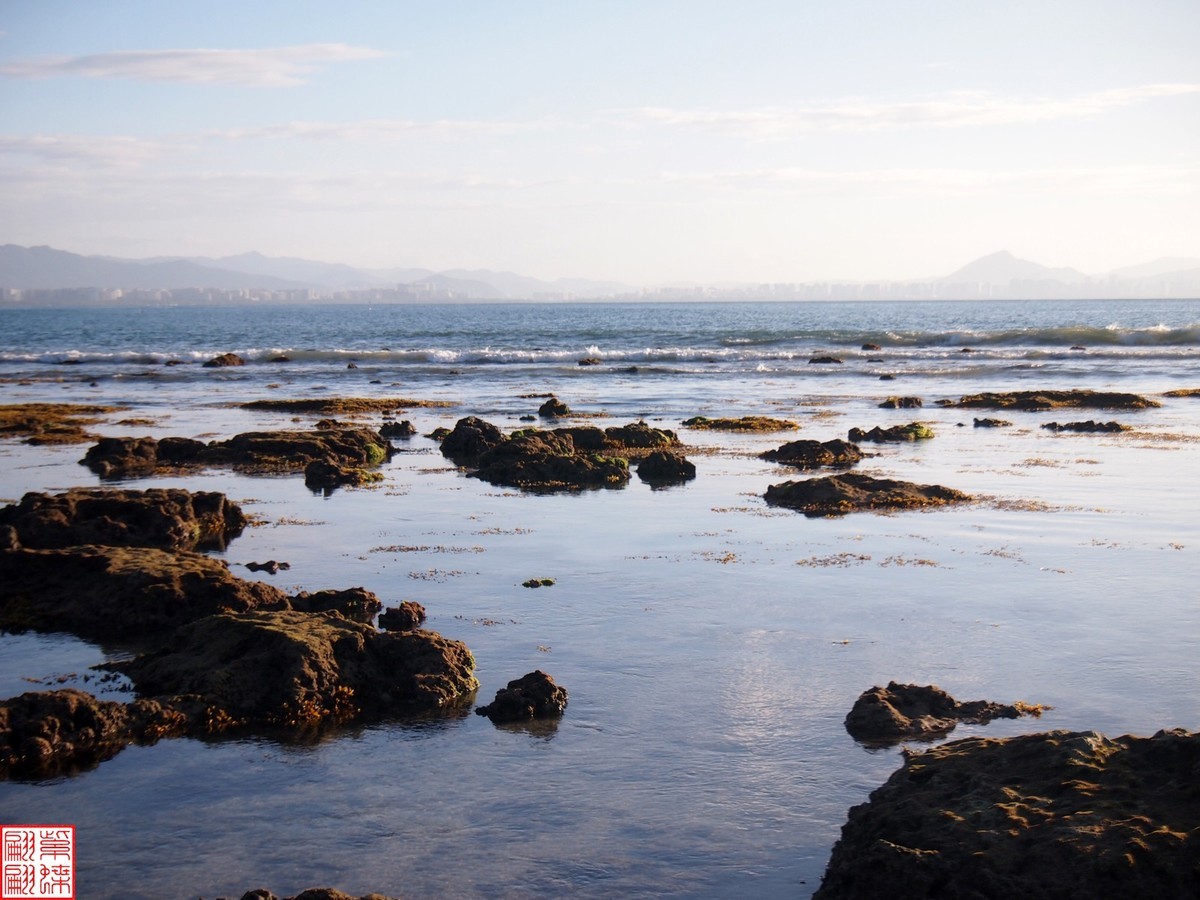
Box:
0;299;1198;898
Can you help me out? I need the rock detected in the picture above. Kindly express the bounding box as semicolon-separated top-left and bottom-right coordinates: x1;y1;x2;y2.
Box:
844;681;1042;744
241;398;451;414
82;428;393;480
538;396;571;418
941;390;1160;411
246;560;290;575
119;610;479;726
878;374;896;381
1164;388;1200;398
289;588;383;624
471;431;629;491
203;352;245;368
604;421;680;455
303;459;383;491
760;438;864;469
848;423;934;442
764;473;970;516
682;416;798;432
1070;344;1087;351
815;728;1200;900
861;343;882;351
577;357;601;366
379;419;416;438
475;671;568;723
439;416;506;462
0;545;291;641
0;488;247;551
636;449;697;482
378;601;427;631
878;396;922;409
973;417;1012;427
269;355;292;363
809;356;844;364
0;689;187;779
346;362;358;369
0;402;120;445
1042;420;1130;433
522;578;556;588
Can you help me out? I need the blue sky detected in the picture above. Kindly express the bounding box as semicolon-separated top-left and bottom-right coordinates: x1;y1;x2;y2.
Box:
1;1;1197;283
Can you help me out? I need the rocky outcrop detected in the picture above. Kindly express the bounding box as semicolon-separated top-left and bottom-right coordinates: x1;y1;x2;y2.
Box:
809;356;844;365
538;396;571;418
1042;420;1130;433
940;389;1160;411
815;729;1200;900
0;689;187;779
81;428;393;480
844;682;1043;744
241;397;452;414
0;403;121;445
765;474;970;516
603;421;681;455
120;610;478;726
303;459;383;491
471;431;629;491
636;449;697;483
475;671;568;723
848;423;934;443
878;397;922;409
203;352;245;368
760;438;864;469
973;417;1012;427
378;419;416;438
682;416;798;432
439;416;506;463
378;601;427;631
289;588;382;624
0;488;247;551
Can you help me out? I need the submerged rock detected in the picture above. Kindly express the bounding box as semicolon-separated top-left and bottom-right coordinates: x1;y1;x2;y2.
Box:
764;473;969;516
120;610;478;726
760;438;864;469
636;449;697;483
848;423;934;443
0;488;247;551
815;728;1200;900
844;681;1044;744
940;389;1159;411
1041;420;1130;433
475;670;568;723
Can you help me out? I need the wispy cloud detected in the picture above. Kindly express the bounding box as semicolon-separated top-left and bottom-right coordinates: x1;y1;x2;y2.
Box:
0;133;170;166
613;84;1200;135
211;117;556;141
0;43;385;87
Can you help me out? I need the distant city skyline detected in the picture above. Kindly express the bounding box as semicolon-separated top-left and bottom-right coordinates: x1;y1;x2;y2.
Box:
1;1;1198;284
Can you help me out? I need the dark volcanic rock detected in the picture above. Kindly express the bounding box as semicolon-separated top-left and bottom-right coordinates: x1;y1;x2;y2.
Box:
0;689;186;779
81;435;160;477
1042;420;1130;433
0;545;290;640
439;416;506;462
245;560;290;575
379;419;416;438
120;610;478;726
764;473;970;516
471;431;629;491
973;417;1013;428
760;438;864;469
538;396;571;418
636;449;696;482
809;356;844;364
878;396;923;409
203;352;245;368
815;728;1200;900
941;389;1160;411
848;423;934;443
378;601;427;631
0;488;247;551
475;670;568;723
844;681;1039;744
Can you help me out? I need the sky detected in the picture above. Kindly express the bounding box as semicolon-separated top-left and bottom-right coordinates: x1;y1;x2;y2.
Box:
1;0;1198;285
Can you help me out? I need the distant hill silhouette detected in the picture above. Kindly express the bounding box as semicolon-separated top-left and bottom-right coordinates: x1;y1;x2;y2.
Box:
941;250;1088;285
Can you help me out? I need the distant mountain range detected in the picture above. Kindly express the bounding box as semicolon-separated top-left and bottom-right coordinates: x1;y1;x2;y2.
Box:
1;244;1198;301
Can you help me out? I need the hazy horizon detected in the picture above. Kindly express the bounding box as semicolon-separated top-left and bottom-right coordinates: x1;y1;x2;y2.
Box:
2;2;1198;284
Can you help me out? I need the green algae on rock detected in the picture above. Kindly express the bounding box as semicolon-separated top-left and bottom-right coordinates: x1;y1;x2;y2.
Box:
682;415;799;432
939;389;1160;411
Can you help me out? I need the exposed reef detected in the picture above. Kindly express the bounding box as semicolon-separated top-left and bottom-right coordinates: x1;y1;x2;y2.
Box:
844;681;1045;744
760;438;864;469
765;474;970;516
0;402;124;445
682;415;798;432
848;423;934;443
475;670;568;723
240;397;452;414
816;728;1200;899
939;389;1159;411
1041;420;1131;433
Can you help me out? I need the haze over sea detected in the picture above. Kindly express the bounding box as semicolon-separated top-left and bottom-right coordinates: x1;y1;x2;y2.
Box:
1;298;1198;898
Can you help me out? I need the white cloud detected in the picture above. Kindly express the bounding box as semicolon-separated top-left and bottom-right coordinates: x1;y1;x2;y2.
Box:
0;133;170;166
211;117;554;141
613;84;1200;135
0;43;385;87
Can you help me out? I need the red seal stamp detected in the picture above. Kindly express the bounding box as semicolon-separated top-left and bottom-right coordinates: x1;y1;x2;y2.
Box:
1;826;74;900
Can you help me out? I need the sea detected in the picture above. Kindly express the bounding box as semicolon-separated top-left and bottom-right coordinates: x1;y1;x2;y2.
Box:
1;298;1198;898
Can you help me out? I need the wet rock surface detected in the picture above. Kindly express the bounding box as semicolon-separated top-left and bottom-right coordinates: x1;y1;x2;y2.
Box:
941;389;1160;411
682;415;798;432
121;610;478;726
878;396;922;409
203;352;245;368
0;403;122;445
82;428;394;480
848;422;934;443
538;396;571;417
471;430;629;491
760;438;864;469
765;473;970;516
1042;420;1131;433
816;728;1200;900
378;601;427;631
438;415;506;462
241;397;451;414
475;670;568;723
973;417;1013;428
0;488;247;551
844;681;1042;744
636;449;697;482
